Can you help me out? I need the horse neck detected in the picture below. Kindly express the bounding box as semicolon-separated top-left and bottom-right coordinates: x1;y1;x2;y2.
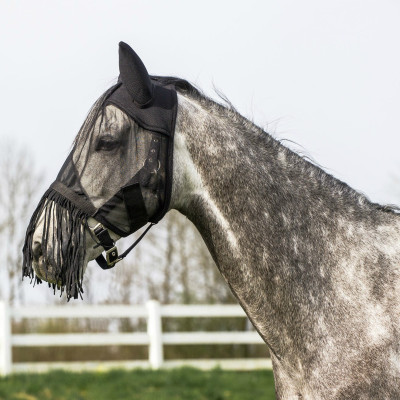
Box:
171;92;400;356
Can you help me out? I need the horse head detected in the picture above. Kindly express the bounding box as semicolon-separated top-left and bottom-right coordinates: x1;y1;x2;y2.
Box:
23;42;177;299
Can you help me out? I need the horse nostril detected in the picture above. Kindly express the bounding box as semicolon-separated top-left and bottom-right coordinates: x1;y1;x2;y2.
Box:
32;241;43;262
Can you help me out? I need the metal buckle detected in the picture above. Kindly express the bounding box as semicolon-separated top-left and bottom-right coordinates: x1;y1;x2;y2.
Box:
106;246;121;267
88;223;104;248
89;222;103;235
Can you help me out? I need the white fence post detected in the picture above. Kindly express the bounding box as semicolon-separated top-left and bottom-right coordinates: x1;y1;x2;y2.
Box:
146;300;163;369
0;302;12;375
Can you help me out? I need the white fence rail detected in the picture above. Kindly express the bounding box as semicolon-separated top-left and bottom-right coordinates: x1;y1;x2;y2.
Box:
0;301;271;375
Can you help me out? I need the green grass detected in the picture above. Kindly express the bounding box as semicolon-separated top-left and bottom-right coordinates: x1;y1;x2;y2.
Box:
0;368;276;400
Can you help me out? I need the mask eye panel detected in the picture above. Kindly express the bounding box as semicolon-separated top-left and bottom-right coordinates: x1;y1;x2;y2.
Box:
95;135;120;152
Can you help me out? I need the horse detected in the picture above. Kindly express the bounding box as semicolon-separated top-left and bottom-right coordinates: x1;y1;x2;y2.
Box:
23;42;400;399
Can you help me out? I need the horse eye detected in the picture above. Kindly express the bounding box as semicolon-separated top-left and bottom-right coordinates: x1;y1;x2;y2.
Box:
95;135;120;152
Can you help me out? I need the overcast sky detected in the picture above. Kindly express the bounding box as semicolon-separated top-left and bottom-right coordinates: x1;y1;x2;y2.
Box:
1;0;400;206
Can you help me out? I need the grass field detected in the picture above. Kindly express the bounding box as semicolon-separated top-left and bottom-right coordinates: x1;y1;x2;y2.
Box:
0;368;276;400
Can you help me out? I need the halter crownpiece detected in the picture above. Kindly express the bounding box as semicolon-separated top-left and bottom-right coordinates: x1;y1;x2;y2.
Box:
22;42;177;299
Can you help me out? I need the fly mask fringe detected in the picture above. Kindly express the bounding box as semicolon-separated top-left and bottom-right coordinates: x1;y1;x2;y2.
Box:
22;189;88;300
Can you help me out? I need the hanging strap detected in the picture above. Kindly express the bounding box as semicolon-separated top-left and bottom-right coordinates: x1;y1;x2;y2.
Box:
119;222;154;259
92;222;154;270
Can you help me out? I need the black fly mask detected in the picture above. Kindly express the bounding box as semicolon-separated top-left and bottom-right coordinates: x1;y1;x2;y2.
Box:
22;42;177;300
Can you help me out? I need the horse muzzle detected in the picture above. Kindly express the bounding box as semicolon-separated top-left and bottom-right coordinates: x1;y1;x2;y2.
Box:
31;241;59;284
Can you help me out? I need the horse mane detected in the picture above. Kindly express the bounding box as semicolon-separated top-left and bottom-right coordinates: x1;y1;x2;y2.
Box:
153;76;400;216
73;76;399;216
151;76;203;98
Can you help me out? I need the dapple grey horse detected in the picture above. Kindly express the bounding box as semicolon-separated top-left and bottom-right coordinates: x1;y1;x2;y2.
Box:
25;45;400;399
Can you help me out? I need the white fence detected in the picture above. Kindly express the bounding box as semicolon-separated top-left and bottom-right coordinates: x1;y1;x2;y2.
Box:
0;301;272;375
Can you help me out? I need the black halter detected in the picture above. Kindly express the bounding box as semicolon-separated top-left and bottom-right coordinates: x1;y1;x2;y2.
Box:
89;221;154;269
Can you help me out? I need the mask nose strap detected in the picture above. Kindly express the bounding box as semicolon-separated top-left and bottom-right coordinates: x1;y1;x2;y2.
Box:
90;222;154;269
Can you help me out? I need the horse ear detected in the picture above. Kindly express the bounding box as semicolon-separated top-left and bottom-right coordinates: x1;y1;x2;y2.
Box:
118;42;153;107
